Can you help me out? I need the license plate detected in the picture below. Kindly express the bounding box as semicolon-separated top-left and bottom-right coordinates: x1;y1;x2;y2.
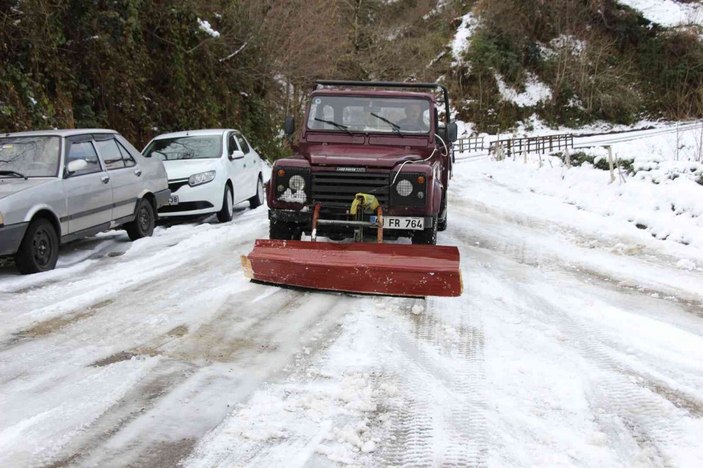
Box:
370;216;424;230
169;195;179;205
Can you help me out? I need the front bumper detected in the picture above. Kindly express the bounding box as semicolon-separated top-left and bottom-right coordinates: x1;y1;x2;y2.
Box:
0;222;29;256
158;180;222;217
269;209;434;237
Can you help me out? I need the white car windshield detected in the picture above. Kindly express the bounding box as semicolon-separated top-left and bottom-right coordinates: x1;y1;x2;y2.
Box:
143;135;222;160
0;136;61;178
307;96;431;134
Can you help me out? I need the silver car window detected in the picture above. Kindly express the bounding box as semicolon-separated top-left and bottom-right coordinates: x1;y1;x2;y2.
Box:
115;140;136;167
95;139;126;171
0;136;60;177
67;141;101;176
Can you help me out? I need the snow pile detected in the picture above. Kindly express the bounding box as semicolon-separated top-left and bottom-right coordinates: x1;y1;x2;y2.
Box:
197;19;220;38
540;34;587;59
457;153;703;250
451;11;479;65
617;0;703;27
496;73;553;107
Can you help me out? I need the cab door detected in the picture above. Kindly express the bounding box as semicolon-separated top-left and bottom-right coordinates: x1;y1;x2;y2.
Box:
62;136;113;234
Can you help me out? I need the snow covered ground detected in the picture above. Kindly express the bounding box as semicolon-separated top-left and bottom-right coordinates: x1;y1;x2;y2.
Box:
1;126;703;466
618;0;703;28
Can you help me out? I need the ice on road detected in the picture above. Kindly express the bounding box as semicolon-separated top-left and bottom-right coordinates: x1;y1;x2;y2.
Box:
1;161;702;467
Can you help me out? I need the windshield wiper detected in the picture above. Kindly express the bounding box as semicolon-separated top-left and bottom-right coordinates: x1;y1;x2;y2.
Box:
314;118;353;136
370;113;404;137
0;170;28;180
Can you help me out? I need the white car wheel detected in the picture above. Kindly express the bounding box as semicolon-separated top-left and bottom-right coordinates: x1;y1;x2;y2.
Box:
217;185;234;223
249;175;264;209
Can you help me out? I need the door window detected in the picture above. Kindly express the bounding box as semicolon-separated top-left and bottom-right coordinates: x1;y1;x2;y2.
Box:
228;133;239;156
95;139;126;170
116;140;136;167
67;141;101;176
235;134;250;154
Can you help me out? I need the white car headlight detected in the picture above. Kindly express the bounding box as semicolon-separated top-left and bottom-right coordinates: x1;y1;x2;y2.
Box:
289;175;306;191
189;170;216;187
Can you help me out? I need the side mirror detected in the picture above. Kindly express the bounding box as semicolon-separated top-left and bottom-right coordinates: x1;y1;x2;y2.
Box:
66;159;87;175
230;149;245;160
448;122;458;142
284;116;295;138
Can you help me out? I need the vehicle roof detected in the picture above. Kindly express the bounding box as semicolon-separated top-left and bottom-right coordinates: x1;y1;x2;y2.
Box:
150;129;238;140
311;89;436;101
1;129;118;138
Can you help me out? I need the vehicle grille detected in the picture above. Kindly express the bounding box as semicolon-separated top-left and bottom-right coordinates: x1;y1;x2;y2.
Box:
168;179;189;193
159;201;213;212
312;171;390;208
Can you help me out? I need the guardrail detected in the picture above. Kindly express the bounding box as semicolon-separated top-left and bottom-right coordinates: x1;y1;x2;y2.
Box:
489;133;574;156
454;136;485;152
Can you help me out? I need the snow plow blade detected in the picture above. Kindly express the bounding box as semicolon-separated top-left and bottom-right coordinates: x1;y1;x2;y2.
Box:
241;239;462;297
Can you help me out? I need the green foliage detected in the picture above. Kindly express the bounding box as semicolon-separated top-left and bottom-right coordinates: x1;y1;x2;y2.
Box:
469;29;524;84
558;151;634;173
0;0;283;157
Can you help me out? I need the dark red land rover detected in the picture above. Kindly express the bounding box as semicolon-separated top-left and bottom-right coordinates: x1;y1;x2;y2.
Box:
266;80;458;245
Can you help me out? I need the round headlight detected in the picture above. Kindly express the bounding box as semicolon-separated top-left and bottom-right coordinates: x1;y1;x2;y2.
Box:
396;179;413;197
289;175;305;191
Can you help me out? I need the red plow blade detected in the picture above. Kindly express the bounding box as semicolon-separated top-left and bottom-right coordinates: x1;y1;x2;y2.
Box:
241;239;462;297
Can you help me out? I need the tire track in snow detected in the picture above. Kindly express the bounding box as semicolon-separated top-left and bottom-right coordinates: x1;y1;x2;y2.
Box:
0;225;261;349
508;279;700;466
0;208;267;334
443;194;703;465
380;297;488;467
36;289;349;467
176;296;356;468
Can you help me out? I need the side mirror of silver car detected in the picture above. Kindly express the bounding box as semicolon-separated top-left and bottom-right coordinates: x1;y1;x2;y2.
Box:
66;159;88;175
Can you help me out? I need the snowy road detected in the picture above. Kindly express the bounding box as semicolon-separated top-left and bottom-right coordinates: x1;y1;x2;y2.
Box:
1;163;703;467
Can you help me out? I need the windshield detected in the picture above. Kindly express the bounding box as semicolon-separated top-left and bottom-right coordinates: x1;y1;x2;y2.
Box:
0;136;61;178
142;135;222;161
306;96;431;134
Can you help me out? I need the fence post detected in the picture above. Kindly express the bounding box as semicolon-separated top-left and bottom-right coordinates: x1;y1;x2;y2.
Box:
565;146;571;169
616;155;627;184
606;146;616;184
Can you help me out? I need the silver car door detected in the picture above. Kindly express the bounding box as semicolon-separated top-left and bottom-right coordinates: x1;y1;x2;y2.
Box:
62;137;113;234
94;136;141;221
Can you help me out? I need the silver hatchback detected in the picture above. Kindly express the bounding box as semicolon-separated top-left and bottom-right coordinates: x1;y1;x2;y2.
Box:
0;129;170;274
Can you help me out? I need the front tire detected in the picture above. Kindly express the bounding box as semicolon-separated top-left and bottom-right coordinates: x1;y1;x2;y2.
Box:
437;195;448;232
126;198;155;240
249;175;264;209
269;219;302;240
14;218;59;274
217;185;235;223
412;215;437;245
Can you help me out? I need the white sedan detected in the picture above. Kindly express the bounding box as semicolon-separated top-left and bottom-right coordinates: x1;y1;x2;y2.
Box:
142;129;265;222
